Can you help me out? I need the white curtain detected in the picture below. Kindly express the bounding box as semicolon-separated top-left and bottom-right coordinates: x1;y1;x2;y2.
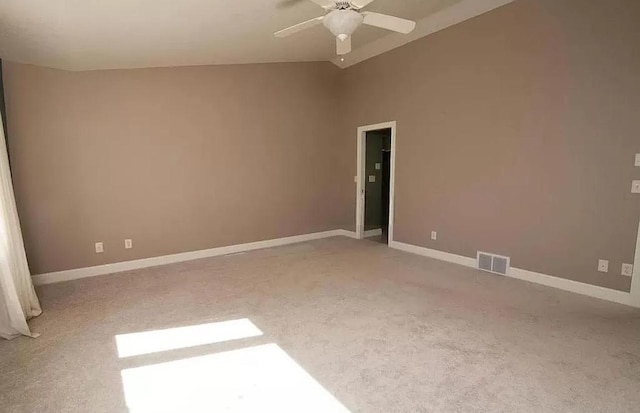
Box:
0;116;41;340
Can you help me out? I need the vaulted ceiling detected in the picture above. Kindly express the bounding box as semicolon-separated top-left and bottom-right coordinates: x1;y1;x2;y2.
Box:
0;0;511;71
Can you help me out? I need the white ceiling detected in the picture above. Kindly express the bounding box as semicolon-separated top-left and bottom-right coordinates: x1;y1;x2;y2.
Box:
0;0;508;71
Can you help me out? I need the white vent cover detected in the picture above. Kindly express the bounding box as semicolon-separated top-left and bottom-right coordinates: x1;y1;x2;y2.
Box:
477;251;510;275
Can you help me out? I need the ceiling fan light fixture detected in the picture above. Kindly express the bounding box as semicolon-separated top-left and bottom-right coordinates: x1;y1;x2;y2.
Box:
322;9;363;39
274;0;416;58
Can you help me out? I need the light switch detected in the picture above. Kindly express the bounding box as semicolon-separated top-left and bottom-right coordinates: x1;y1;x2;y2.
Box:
431;231;437;240
368;175;376;183
95;242;104;254
632;180;640;194
375;163;381;170
635;153;640;166
125;239;133;249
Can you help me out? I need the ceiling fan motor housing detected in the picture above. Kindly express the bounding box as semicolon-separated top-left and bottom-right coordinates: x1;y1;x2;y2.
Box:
323;9;364;41
333;1;354;10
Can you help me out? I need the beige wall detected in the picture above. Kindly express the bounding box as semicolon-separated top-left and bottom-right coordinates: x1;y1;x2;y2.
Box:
4;0;640;293
3;62;345;274
339;0;640;291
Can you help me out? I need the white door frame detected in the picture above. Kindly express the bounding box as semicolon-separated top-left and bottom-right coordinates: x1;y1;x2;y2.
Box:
631;217;640;306
356;121;397;241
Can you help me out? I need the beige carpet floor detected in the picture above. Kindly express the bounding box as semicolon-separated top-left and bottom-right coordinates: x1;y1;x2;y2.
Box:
1;236;639;412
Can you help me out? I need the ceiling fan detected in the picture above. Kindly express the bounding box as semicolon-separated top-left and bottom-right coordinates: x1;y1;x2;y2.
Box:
274;0;416;56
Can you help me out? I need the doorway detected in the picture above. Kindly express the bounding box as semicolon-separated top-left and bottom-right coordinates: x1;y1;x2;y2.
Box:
356;121;396;244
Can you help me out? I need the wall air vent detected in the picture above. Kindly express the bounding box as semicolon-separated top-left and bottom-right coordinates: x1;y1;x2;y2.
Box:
476;251;510;275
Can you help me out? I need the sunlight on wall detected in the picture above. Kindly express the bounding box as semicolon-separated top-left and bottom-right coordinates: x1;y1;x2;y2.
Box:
120;343;350;413
115;318;263;358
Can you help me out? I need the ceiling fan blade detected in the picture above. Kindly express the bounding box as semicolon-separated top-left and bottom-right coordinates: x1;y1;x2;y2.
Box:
276;0;306;9
350;0;376;8
362;12;416;34
336;36;351;55
274;16;325;38
309;0;336;8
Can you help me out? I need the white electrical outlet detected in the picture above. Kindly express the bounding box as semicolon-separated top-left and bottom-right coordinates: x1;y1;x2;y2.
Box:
621;263;633;277
597;259;608;273
635;153;640;166
375;163;381;170
95;242;104;254
632;180;640;194
125;239;133;249
431;231;437;240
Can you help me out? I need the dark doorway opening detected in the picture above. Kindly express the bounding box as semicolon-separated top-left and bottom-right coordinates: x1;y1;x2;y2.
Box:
364;128;392;244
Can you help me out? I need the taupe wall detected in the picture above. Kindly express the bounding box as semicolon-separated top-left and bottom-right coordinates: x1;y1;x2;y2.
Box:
4;0;640;292
3;62;344;274
339;0;640;291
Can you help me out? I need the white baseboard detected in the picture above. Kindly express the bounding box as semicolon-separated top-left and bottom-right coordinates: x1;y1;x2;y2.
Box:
364;228;382;237
37;232;632;308
32;229;358;286
338;229;358;239
389;240;637;308
390;241;477;268
507;266;633;306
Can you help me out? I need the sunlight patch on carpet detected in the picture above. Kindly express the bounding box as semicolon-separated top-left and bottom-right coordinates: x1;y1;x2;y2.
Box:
115;318;263;358
120;343;350;412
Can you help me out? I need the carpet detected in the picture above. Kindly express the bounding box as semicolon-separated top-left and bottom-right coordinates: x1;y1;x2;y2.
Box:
1;236;639;412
